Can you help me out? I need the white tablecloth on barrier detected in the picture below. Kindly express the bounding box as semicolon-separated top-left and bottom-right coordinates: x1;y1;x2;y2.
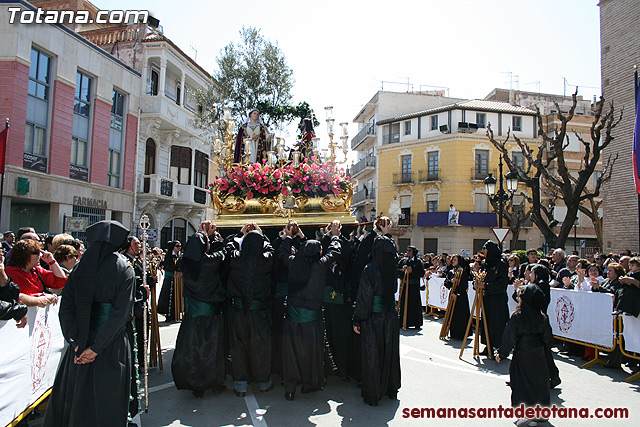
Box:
622;313;640;354
0;303;66;426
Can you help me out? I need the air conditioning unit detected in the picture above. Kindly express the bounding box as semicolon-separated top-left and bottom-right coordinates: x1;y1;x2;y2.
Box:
468;123;479;131
439;124;450;133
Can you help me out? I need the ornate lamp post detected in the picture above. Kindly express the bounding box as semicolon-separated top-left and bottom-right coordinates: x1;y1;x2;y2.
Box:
484;155;518;248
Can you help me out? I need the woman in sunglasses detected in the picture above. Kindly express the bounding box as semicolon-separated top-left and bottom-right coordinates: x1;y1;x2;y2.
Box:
5;239;67;306
54;244;80;276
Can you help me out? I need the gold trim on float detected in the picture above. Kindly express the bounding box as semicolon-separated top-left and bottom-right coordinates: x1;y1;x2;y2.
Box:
211;185;357;228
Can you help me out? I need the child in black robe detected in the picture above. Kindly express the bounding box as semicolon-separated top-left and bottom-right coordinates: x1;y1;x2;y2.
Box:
496;284;553;426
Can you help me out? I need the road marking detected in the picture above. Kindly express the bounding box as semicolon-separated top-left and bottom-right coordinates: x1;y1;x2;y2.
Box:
400;343;507;379
244;391;268;427
148;381;175;393
402;354;507;379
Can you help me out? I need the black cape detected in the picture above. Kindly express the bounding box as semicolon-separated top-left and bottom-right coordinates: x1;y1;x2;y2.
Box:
172;232;226;391
44;253;135;426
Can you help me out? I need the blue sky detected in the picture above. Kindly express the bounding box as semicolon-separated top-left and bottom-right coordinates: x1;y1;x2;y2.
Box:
96;0;602;145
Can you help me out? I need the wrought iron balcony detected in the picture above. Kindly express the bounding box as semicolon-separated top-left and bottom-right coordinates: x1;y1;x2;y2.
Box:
393;172;414;185
418;169;440;182
350;155;376;178
351;123;376;150
351;188;376;206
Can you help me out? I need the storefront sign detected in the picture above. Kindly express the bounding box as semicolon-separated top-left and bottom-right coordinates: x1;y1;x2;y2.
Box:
69;164;88;181
72;196;107;209
23;152;47;173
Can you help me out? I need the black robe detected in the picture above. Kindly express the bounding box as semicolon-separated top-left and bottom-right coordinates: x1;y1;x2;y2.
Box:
271;235;304;376
321;234;354;378
498;304;553;407
172;232;226;392
353;238;401;405
226;234;274;385
443;268;471;339
44;254;135;427
278;237;340;393
158;249;180;320
347;232;375;381
480;244;509;352
397;256;425;328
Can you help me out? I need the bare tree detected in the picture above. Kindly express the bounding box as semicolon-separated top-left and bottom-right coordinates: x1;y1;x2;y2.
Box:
486;90;620;249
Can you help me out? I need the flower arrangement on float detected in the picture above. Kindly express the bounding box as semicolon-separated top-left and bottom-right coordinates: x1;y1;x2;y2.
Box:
210;157;350;200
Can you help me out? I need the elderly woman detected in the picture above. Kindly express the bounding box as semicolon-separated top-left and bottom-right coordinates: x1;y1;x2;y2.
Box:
5;239;66;305
54;244;80;275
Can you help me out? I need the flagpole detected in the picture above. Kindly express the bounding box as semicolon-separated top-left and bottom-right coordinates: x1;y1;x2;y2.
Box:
635;66;640;251
0;118;8;229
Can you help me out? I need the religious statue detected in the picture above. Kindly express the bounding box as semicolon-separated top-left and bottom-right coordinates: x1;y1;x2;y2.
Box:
233;109;272;164
295;118;315;160
388;195;401;225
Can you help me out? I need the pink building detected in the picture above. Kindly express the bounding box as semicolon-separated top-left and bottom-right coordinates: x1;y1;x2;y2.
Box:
0;1;141;238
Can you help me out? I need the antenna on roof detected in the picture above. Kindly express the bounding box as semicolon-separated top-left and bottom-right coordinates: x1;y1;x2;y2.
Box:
189;43;198;62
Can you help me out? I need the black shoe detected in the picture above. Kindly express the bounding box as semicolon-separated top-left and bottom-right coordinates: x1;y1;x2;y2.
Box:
234;390;246;397
363;398;378;407
550;377;561;389
260;383;274;392
211;384;226;394
505;381;511;386
192;390;204;398
284;392;295;401
479;347;489;356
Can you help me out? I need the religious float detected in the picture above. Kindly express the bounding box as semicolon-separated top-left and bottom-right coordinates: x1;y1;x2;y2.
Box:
208;106;357;228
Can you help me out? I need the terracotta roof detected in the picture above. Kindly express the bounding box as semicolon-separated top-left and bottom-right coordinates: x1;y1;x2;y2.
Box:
143;32;213;80
376;100;537;125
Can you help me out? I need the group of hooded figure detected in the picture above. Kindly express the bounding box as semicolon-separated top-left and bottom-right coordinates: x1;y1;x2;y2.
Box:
171;217;401;406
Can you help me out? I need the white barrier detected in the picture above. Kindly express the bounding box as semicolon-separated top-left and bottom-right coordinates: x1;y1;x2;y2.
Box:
622;313;640;354
0;303;66;426
428;280;615;349
547;288;615;348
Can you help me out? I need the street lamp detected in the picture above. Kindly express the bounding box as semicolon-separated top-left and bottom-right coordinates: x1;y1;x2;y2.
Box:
484;154;518;228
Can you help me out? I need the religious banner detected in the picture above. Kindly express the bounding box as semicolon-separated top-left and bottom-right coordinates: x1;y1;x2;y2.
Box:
0;303;66;426
425;277;449;310
622;313;640;354
547;289;614;348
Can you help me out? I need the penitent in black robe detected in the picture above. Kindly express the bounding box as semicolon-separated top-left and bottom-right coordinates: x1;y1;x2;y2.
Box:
443;268;471;339
172;232;226;392
480;241;509;352
397;256;425;328
279;237;341;394
353;236;401;406
44;254;135;427
498;285;552;407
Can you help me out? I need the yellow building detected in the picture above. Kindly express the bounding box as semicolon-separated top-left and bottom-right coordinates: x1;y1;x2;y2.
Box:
368;100;542;255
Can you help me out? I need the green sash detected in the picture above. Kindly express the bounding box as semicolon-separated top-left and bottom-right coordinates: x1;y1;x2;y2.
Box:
185;296;221;317
323;286;344;305
287;305;321;323
90;302;112;331
372;296;392;313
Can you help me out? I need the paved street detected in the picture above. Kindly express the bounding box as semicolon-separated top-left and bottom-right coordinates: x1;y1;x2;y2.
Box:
132;315;639;427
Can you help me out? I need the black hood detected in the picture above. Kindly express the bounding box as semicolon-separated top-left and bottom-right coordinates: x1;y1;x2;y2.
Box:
483;240;501;266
